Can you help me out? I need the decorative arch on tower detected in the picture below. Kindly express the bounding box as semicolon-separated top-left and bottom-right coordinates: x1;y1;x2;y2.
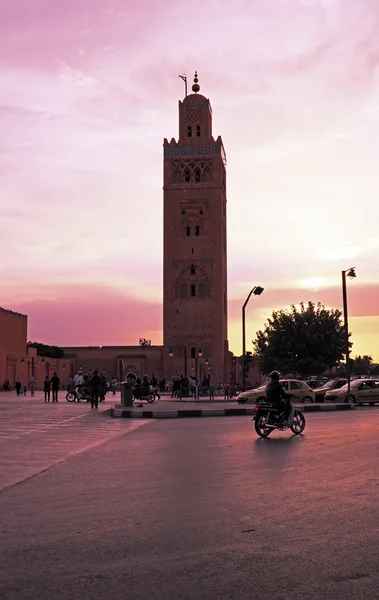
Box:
174;263;211;298
171;159;213;184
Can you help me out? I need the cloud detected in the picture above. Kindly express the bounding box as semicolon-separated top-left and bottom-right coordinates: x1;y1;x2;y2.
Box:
10;284;162;347
1;0;379;363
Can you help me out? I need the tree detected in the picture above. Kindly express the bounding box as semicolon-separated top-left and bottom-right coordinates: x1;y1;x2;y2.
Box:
27;342;64;358
353;355;373;376
253;301;345;377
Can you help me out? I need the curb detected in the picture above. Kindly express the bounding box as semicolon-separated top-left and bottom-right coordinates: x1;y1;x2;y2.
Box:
110;403;356;419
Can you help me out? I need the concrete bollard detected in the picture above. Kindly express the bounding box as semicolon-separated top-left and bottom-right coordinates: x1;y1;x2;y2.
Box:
121;381;134;407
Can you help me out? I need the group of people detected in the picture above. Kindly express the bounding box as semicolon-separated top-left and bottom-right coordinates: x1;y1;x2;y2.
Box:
170;374;212;398
43;373;61;402
132;373;161;400
68;369;112;409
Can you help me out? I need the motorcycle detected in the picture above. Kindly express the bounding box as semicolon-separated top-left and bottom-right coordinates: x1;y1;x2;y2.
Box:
66;389;91;403
133;386;156;403
253;395;306;438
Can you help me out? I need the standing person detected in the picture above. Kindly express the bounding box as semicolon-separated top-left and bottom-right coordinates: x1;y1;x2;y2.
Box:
44;376;51;402
111;376;117;395
99;371;107;402
51;372;60;402
29;376;37;397
150;373;161;400
15;377;21;396
90;370;101;409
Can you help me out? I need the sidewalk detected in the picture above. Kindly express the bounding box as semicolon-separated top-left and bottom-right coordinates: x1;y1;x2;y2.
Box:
111;400;356;419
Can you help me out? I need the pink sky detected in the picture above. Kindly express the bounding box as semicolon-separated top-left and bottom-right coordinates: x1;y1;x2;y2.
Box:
1;0;379;360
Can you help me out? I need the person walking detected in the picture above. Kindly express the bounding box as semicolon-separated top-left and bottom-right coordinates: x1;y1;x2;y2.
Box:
29;376;37;397
51;372;60;402
90;370;101;409
99;371;107;402
44;376;51;403
150;373;161;400
15;377;21;396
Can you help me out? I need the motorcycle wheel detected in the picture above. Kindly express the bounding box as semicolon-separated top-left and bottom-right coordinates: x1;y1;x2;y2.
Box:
66;392;76;403
290;411;306;434
255;415;272;438
147;394;155;404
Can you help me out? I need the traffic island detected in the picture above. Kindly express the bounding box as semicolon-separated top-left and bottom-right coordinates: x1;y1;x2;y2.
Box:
110;402;356;419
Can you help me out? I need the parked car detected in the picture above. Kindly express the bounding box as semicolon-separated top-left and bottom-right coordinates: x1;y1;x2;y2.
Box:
305;379;328;390
313;378;347;402
237;379;315;404
324;379;379;404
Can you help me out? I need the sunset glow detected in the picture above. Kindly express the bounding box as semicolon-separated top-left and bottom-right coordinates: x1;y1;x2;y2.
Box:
1;0;378;360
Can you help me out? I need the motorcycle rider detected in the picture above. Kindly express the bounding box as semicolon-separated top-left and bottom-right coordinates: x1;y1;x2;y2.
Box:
266;371;290;425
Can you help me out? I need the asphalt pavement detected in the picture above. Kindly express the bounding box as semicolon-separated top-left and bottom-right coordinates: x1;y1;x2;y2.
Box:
1;391;379;599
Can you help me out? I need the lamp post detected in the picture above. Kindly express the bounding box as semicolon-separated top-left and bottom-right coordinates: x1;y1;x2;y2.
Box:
242;286;264;389
193;348;202;381
342;267;356;399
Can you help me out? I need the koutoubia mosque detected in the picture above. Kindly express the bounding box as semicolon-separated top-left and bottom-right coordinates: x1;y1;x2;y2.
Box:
1;73;251;388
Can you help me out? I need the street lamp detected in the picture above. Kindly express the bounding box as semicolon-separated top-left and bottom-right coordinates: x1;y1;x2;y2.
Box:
194;348;202;381
242;286;264;389
342;267;356;399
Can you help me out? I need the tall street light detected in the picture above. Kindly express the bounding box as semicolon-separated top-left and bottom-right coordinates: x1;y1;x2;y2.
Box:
242;286;264;389
342;267;356;399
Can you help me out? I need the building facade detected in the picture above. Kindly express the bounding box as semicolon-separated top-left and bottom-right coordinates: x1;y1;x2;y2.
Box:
162;73;229;384
0;307;70;389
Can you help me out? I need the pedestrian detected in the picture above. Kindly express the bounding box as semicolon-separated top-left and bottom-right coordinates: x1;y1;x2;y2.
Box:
23;384;27;396
15;377;21;396
150;373;161;400
29;376;37;397
99;371;107;402
44;376;51;403
90;369;101;409
51;372;60;402
111;376;117;395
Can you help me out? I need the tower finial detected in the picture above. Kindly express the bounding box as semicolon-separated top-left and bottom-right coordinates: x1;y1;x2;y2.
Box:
192;71;200;93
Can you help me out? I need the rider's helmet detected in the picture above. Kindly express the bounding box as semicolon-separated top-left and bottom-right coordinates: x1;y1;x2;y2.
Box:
270;370;281;381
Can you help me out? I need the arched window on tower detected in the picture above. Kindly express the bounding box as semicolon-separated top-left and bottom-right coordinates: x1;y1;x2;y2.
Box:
173;170;181;183
186;225;191;236
184;169;190;182
191;347;196;359
195;169;201;182
196;125;201;137
187;125;192;138
204;168;212;182
195;225;200;236
191;284;196;297
190;264;196;275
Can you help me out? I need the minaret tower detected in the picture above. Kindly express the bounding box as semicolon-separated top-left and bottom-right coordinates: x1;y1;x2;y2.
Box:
163;72;228;384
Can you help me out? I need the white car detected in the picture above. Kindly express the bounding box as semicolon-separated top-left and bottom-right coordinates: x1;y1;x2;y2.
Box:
237;379;315;404
324;379;379;405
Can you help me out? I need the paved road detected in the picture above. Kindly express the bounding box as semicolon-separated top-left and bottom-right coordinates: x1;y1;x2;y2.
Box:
0;392;150;492
1;396;379;599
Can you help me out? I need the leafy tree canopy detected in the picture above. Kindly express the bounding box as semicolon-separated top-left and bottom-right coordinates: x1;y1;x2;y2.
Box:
353;355;373;375
27;342;64;358
253;301;345;377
